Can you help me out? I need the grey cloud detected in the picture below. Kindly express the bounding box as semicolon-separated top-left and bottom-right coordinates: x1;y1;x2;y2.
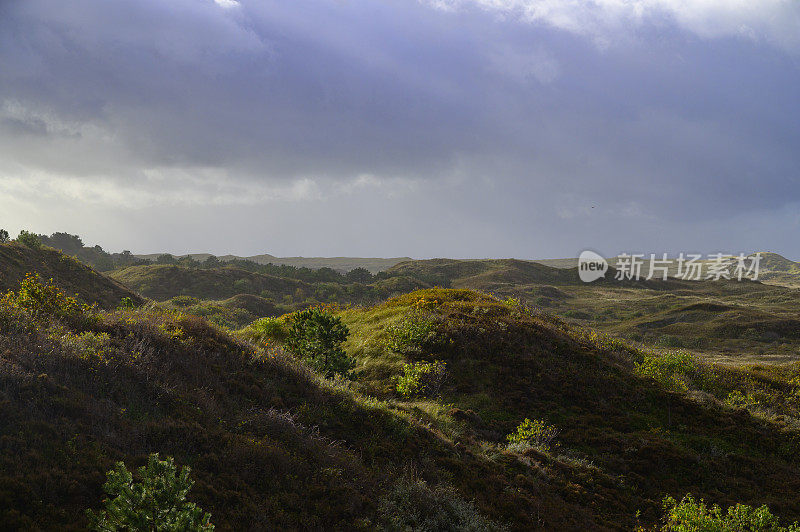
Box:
0;0;798;257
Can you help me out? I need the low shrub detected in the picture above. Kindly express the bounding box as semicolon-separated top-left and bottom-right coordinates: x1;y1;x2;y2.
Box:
60;331;112;361
396;361;447;398
243;316;290;344
170;295;201;307
725;390;761;409
0;273;96;330
86;453;214;531
385;314;440;355
378;477;506;532
506;418;560;452
655;494;799;531
635;350;696;390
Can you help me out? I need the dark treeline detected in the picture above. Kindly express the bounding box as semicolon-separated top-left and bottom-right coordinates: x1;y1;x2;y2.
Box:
32;231;381;283
36;232;146;271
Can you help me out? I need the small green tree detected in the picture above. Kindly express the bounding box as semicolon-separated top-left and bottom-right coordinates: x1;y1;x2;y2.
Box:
86;453;214;531
0;229;9;244
286;307;354;377
16;230;41;248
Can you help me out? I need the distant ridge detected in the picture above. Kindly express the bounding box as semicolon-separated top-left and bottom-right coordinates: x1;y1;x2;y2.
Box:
134;253;413;274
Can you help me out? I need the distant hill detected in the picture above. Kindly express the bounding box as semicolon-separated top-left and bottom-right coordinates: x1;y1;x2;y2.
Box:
108;264;429;309
388;258;579;287
752;252;800;288
754;252;800;272
134;253;412;274
0;242;142;308
109;264;308;301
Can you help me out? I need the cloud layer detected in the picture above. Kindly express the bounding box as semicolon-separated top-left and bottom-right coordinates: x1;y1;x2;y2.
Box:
0;0;798;257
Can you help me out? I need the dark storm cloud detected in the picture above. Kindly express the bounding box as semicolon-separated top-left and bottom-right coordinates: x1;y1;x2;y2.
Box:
0;0;798;256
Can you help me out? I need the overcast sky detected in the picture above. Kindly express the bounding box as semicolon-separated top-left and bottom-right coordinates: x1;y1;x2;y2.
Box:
1;0;798;259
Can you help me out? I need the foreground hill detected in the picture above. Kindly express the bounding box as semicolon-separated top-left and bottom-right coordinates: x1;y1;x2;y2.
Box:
2;267;800;529
337;290;800;527
0;242;141;309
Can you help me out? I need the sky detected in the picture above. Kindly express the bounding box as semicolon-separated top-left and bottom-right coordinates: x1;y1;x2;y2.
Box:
0;0;798;259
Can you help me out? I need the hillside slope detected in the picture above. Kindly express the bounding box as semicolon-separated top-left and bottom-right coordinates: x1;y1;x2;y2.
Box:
0;280;606;530
338;290;800;528
3;265;800;529
0;243;141;309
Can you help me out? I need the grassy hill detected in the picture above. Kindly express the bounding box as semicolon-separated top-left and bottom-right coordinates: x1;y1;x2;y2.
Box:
382;258;800;365
109;263;429;312
109;264;310;302
752;252;800;288
334;290;800;529
0;242;141;309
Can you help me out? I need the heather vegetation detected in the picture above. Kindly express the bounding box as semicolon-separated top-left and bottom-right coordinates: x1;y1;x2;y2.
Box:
2;241;800;530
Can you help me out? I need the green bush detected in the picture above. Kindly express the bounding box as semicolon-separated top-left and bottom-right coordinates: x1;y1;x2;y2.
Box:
725;390;760;409
286;307;354;378
61;331;112;361
244;316;290;344
506;418;560;451
385;314;439;355
657;494;799;531
0;229;9;244
396;361;447;398
1;273;93;327
86;453;214;531
16;230;41;248
635;350;696;390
